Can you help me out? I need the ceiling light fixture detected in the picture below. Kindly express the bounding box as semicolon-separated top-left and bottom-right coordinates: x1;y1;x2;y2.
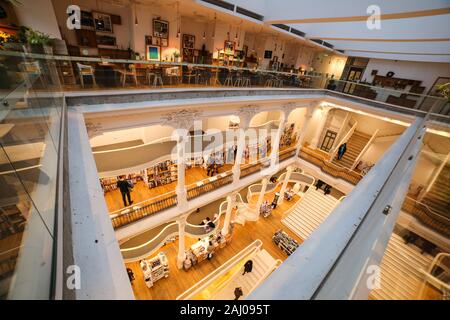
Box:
203;31;206;40
176;1;180;38
212;13;216;39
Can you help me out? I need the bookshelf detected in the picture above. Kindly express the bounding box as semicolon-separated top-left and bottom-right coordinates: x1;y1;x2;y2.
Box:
139;252;169;288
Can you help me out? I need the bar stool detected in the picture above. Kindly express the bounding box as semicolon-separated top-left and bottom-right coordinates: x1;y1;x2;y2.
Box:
209;67;221;86
20;61;46;88
149;67;163;87
184;65;199;85
76;62;97;87
234;71;244;87
224;68;233;86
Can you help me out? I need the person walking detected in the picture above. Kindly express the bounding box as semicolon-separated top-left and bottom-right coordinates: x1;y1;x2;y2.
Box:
117;176;133;207
315;179;324;190
324;184;332;196
126;267;135;283
337;143;347;160
242;259;253;275
234;287;243;300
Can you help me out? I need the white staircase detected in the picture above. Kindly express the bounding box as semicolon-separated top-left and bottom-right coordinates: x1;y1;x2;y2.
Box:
370;233;433;300
281;188;339;240
233;194;258;226
211;249;280;300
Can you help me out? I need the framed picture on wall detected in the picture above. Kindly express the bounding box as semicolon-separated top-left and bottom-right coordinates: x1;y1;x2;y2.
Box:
146;45;160;61
182;34;195;49
264;50;272;59
93;12;113;33
145;35;152;46
161;38;168;47
153;19;169;38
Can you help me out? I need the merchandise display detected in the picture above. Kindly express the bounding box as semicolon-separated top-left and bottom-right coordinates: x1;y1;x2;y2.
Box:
139;252;169;288
272;229;299;256
183;232;231;270
148;160;177;188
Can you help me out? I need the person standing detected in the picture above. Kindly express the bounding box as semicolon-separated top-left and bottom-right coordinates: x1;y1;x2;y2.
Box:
126;267;135;283
117;176;133;207
337;143;347;160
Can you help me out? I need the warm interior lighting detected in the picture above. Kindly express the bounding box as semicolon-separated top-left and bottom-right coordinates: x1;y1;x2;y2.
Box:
134;1;138;25
203;31;206;40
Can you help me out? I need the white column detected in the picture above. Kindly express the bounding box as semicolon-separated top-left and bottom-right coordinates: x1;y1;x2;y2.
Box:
176;131;188;209
278;165;294;204
222;194;234;236
232;117;251;183
270;112;286;168
256;177;269;219
295;105;315;157
310;106;330;149
176;216;187;269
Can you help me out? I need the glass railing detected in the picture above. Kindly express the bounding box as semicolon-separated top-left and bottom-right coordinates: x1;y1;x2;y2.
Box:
0;50;448;118
0;51;64;299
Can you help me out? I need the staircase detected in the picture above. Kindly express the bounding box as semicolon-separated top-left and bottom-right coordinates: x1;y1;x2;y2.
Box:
370;233;433;300
281;188;339;240
211;249;279;300
332;131;371;169
422;165;450;219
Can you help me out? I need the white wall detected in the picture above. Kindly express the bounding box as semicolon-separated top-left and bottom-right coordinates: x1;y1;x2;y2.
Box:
312;53;347;78
362;58;450;93
15;0;61;39
90;125;174;147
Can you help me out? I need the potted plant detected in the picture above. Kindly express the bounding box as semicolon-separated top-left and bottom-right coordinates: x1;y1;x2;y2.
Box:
437;82;450;102
173;50;181;63
24;28;53;54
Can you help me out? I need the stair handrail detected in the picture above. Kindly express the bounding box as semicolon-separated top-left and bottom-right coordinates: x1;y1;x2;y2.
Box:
417;253;450;298
351;129;379;170
236;192;257;210
404;196;450;224
329;121;358;161
176;239;263;300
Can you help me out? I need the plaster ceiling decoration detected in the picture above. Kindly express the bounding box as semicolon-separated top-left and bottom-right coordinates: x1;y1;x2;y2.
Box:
160;109;202;129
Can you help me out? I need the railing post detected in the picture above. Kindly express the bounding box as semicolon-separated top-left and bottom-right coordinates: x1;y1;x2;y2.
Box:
256;177;269;219
176;215;187;269
278;165;294;204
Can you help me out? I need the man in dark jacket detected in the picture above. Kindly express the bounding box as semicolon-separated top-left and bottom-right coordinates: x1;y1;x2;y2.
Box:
337;143;347;160
242;259;253;275
117;176;133;207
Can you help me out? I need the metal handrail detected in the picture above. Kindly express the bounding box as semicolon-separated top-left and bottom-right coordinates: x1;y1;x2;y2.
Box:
176;239;263;300
329;121;358;160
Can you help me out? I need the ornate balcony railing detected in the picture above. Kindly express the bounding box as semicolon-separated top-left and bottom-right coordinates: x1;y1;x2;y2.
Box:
187;171;234;200
110;191;178;229
299;146;363;185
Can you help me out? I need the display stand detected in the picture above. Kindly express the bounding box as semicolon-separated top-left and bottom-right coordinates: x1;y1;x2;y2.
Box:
139;252;169;288
272;230;299;256
183;232;231;270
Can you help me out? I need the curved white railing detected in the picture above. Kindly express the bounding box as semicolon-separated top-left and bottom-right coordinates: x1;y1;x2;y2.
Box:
120;221;179;263
176;239;263;300
246;171;315;202
185;200;228;237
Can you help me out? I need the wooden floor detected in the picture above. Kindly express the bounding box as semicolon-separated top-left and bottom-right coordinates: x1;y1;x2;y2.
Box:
126;184;302;300
104;165;232;213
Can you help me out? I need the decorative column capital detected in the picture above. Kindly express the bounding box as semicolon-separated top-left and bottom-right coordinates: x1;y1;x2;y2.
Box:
237;104;260;128
281;102;297;118
161;109;202;130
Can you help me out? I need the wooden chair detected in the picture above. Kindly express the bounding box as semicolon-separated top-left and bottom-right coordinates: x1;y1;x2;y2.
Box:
118;64;138;87
20;61;45;88
76;62;97;87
